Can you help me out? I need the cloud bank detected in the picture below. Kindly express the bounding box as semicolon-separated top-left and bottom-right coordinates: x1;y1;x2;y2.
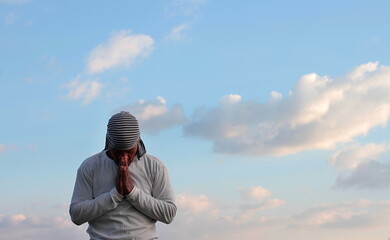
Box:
184;62;390;156
158;188;284;240
2;197;390;240
0;214;86;240
292;200;390;229
157;195;389;240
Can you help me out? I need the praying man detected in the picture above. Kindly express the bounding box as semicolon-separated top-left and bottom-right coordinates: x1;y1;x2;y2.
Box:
70;111;176;240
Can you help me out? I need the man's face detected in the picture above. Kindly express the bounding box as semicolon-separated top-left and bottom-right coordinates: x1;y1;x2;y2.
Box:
109;144;138;165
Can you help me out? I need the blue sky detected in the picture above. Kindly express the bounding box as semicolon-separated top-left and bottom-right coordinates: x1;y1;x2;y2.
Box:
1;0;390;239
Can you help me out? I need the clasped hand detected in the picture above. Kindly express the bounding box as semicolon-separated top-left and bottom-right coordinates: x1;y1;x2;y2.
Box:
116;154;134;196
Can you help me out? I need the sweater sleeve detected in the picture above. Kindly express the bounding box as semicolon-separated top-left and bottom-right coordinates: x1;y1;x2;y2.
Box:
69;164;123;225
125;165;177;224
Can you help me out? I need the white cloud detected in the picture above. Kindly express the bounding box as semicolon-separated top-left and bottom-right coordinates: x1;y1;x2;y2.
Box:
329;143;389;170
328;142;390;189
63;76;103;105
270;91;282;100
62;30;151;105
237;187;285;215
335;161;390;189
118;97;187;134
347;61;378;80
87;30;154;74
237;186;271;201
220;94;242;105
176;194;212;214
184;62;390;156
0;144;5;153
0;214;26;226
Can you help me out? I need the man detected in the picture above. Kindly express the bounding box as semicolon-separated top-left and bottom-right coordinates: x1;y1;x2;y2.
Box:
70;111;176;240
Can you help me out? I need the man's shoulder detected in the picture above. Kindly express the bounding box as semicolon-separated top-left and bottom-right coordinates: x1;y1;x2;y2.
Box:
79;151;105;170
141;153;167;170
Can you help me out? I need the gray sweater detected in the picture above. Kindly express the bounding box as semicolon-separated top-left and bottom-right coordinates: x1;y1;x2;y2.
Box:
69;151;176;240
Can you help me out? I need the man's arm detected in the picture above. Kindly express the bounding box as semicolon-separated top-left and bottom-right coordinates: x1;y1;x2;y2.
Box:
69;164;123;225
125;164;177;224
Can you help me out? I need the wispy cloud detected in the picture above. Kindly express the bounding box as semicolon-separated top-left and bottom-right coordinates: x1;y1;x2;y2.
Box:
164;0;207;43
63;76;103;105
87;30;154;74
184;62;390;156
165;23;191;43
0;144;38;155
118;96;187;134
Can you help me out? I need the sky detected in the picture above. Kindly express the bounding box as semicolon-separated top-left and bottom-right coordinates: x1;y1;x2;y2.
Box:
1;0;390;239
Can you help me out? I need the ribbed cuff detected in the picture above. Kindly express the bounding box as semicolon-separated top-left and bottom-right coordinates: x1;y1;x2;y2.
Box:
110;187;124;203
125;186;139;203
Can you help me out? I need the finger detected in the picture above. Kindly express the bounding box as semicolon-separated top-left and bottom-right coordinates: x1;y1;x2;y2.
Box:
117;175;123;195
123;155;129;166
122;168;129;182
120;154;129;166
120;166;128;174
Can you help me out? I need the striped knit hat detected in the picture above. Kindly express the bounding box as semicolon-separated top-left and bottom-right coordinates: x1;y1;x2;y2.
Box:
106;111;140;150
